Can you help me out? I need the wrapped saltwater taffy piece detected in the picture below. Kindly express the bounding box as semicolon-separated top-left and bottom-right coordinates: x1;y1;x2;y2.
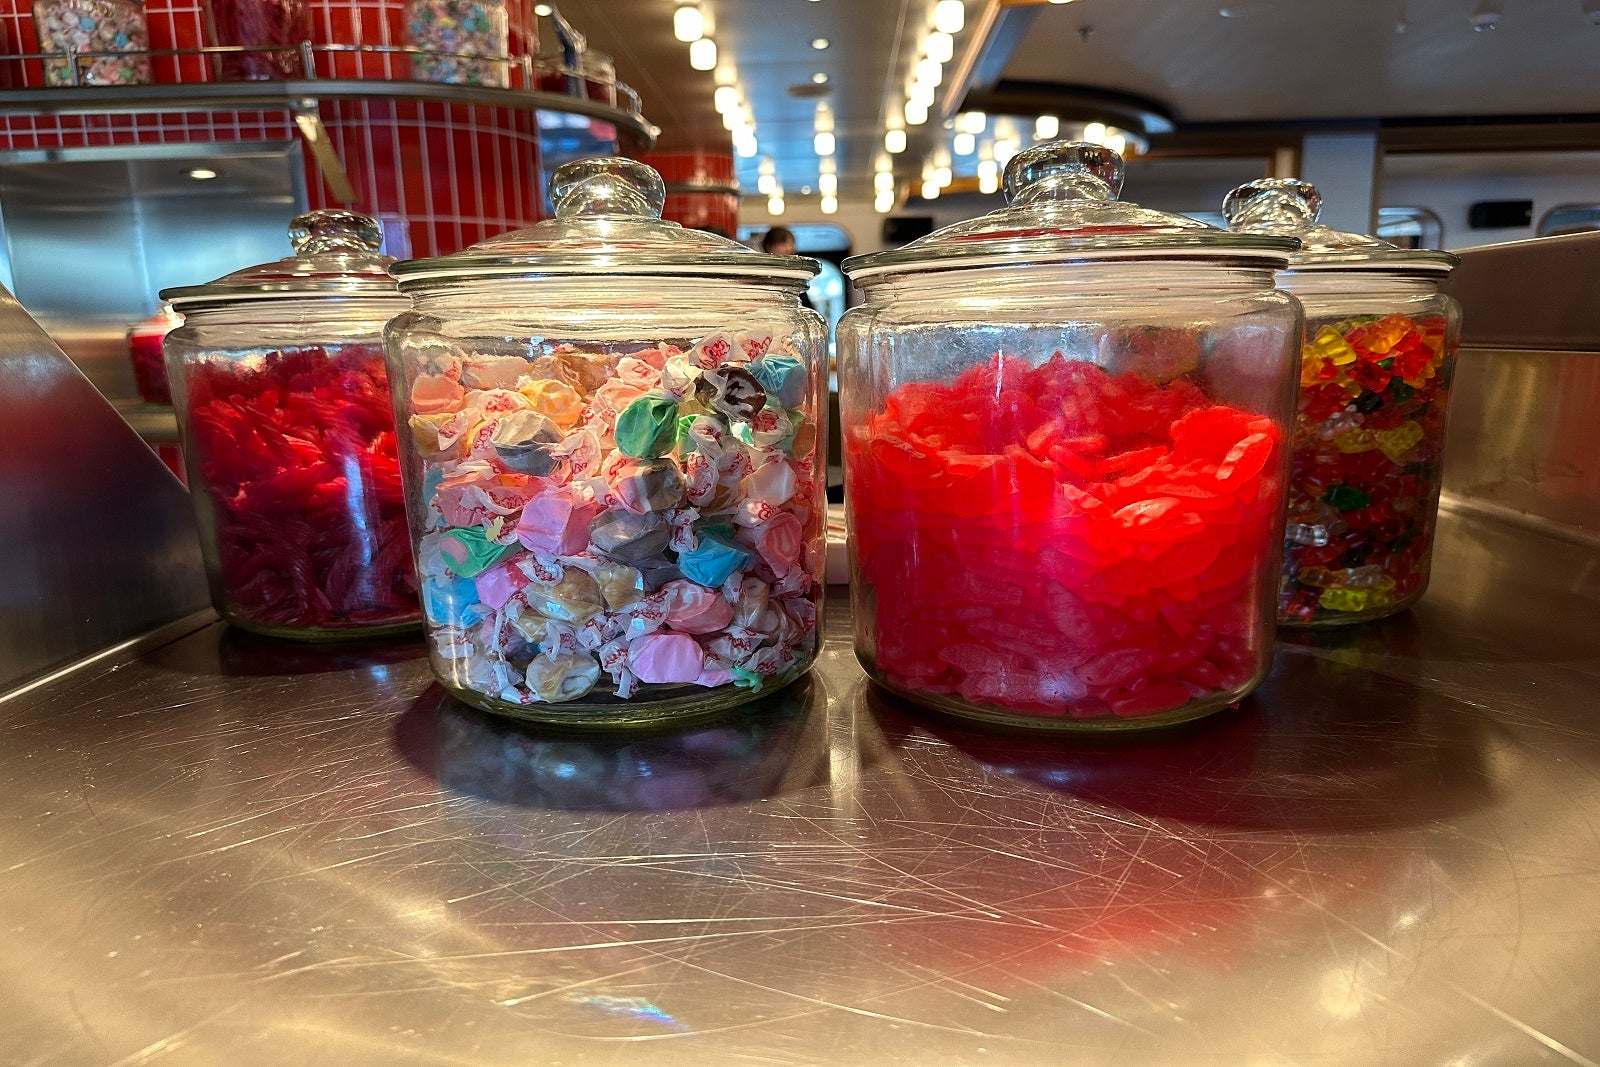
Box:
839;141;1302;731
387;157;826;727
1221;179;1461;627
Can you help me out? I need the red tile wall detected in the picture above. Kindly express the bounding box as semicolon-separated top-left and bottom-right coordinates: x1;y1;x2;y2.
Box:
0;0;545;254
642;150;739;236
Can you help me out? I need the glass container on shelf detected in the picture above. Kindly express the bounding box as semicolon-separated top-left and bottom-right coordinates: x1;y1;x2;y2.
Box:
33;0;152;86
127;303;181;405
161;210;420;640
386;157;827;728
838;141;1303;731
404;0;510;87
1222;179;1460;627
204;0;311;79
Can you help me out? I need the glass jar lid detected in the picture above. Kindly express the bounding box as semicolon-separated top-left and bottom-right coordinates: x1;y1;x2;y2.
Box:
1222;179;1457;275
844;141;1296;283
389;158;819;289
161;210;402;310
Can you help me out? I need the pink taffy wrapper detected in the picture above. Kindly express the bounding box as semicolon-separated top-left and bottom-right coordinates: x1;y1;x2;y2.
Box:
661;579;735;634
517;491;601;556
629;633;707;684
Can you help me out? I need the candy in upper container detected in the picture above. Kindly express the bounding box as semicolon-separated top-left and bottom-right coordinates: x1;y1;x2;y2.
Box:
838;141;1303;731
386;157;827;729
1221;179;1460;627
162;210;420;640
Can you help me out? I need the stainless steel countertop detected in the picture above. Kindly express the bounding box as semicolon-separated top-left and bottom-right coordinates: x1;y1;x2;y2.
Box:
3;508;1599;1066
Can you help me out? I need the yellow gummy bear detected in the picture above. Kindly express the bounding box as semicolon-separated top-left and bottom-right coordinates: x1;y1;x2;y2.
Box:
520;378;585;428
1333;428;1380;453
1309;325;1359;366
1376;420;1424;463
1320;587;1370;612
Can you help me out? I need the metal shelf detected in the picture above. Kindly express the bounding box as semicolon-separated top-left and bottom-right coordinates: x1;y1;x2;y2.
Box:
0;78;659;146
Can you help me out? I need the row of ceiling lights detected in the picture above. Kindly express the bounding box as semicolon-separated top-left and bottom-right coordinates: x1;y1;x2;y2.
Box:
915;116;1140;201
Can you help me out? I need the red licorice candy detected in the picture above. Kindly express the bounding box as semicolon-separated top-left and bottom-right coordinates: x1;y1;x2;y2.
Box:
848;354;1282;721
184;344;418;631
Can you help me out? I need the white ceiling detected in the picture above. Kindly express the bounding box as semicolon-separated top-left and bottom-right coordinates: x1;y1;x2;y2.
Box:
1006;0;1600;122
553;0;1600;205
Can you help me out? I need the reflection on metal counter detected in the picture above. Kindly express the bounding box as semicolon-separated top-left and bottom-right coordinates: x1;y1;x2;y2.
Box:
2;505;1600;1064
0;281;207;690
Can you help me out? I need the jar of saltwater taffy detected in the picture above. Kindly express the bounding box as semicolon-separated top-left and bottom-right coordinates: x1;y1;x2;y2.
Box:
386;157;827;728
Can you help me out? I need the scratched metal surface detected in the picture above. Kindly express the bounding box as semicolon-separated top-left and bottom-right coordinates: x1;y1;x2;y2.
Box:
3;509;1600;1067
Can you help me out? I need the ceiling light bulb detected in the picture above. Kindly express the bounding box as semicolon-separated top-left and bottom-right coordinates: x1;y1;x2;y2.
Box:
933;0;964;34
820;195;838;214
735;136;758;158
689;37;717;70
905;100;929;126
811;37;830;49
186;167;218;180
957;110;986;134
759;156;775;174
978;170;999;194
757;174;777;195
910;82;936;109
917;57;942;86
673;4;703;43
934;165;952;186
994;138;1020;165
533;2;551;15
977;158;997;180
926;31;954;63
875;190;895;213
874;171;895;191
819;173;838;195
812;71;828;84
1104;132;1127;155
885;128;907;153
813;131;835;155
921;179;940;200
953;132;975;155
819;156;837;174
768;195;785;216
1035;114;1060;140
1083;121;1106;144
714;85;740;113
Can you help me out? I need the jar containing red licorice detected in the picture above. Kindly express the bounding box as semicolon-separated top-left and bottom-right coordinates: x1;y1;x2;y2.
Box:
838;141;1302;731
127;303;181;405
1221;179;1460;627
386;157;827;728
161;210;421;640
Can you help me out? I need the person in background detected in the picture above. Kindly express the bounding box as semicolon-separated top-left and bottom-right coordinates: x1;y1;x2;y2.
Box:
760;226;812;308
761;226;797;256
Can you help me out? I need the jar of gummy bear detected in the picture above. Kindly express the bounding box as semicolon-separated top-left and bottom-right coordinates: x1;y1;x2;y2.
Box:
1222;179;1460;627
386;157;826;728
162;210;421;640
838;141;1302;731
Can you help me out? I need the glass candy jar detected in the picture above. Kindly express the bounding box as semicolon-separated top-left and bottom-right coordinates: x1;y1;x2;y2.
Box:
127;302;181;405
33;0;152;86
1222;179;1460;626
162;211;421;640
386;157;827;728
405;0;509;86
204;0;311;79
838;142;1302;731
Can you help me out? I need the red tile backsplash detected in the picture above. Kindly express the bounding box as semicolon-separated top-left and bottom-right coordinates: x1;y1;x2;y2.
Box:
0;0;547;256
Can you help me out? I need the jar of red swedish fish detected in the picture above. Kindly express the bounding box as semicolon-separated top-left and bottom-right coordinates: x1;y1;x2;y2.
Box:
838;142;1302;731
386;158;826;728
1222;179;1460;627
162;211;420;640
